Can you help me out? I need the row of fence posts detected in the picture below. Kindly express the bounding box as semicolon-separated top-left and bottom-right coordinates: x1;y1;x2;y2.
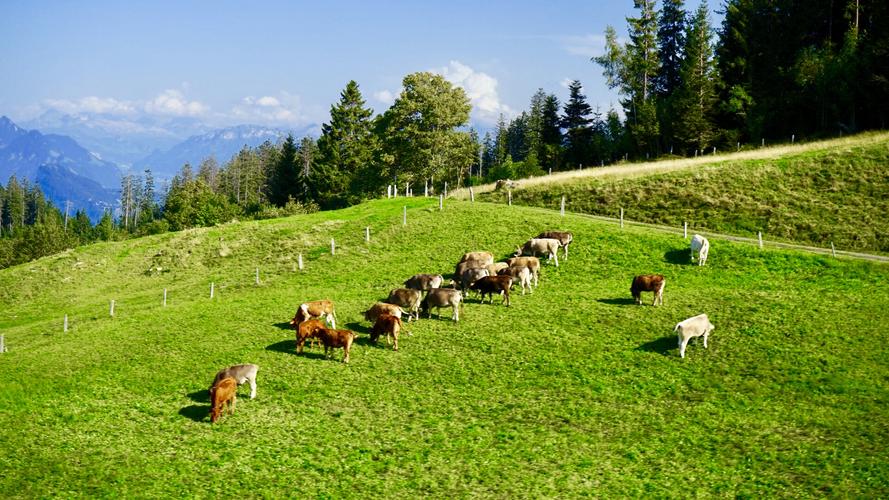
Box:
387;181;449;199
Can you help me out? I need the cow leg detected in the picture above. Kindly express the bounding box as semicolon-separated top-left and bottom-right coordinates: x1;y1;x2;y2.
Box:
703;332;709;349
249;377;257;399
231;394;237;415
553;252;559;267
679;336;688;358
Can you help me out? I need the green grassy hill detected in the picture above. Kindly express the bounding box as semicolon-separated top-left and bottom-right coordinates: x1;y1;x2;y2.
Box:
470;132;889;254
1;198;887;497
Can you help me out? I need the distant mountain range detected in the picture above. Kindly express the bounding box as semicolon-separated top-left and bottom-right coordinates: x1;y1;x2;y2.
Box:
0;115;319;222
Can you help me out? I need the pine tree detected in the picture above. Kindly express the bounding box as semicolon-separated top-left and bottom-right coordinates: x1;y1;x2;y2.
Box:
561;80;593;168
540;94;562;171
656;0;687;97
269;135;301;206
675;2;718;152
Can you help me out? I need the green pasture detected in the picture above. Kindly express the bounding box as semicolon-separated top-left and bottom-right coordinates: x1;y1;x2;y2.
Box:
0;198;887;497
478;132;889;254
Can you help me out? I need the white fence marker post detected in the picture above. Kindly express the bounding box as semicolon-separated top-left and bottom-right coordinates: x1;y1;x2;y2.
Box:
737;142;741;151
792;134;795;143
762;138;765;147
560;196;566;217
331;238;335;256
549;168;552;176
298;253;304;270
365;227;370;242
394;185;398;198
684;222;688;239
64;315;68;332
163;288;167;306
210;282;215;299
0;335;4;353
255;267;260;285
620;208;624;228
387;185;392;198
831;242;836;258
508;190;512;206
713;146;716;154
110;300;115;317
424;181;428;197
439;194;443;211
403;206;407;225
758;232;763;249
444;182;448;197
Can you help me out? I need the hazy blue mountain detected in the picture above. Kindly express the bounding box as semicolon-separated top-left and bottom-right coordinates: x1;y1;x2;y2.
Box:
0;116;119;221
23;110;205;167
134;124;313;178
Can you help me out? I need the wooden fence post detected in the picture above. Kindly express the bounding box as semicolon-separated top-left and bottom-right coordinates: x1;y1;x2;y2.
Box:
424;181;428;197
394;185;398;198
110;300;115;317
403;206;407;225
439;194;443;211
331;238;336;256
64;315;68;332
831;242;836;258
387;185;392;198
255;267;260;285
620;208;624;228
163;289;167;306
210;282;215;299
560;196;565;217
469;187;474;202
298;254;304;270
758;232;763;249
0;335;4;353
684;222;688;239
365;227;370;242
508;190;512;206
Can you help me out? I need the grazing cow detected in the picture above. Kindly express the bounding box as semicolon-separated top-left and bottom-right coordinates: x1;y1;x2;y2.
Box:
469;275;512;306
454;260;487;281
295;319;327;354
690;234;710;266
315;327;357;363
674;314;715;358
495;179;517;190
505;256;541;286
210;376;237;423
514;238;560;267
209;364;259;399
537;231;573;260
370;313;402;351
486;262;509;276
291;299;337;329
459;251;494;265
421;288;463;321
630;274;665;306
403;274;444;291
363;302;407;323
460;267;489;291
498;265;533;295
386;288;423;321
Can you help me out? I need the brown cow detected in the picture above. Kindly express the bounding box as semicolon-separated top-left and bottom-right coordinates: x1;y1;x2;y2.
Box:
505;256;541;286
316;327;357;363
291;299;337;329
370;313;402;351
469;275;512;306
459;251;494;265
295;319;327;354
630;274;665;306
421;288;463;321
363;302;406;323
486;262;509;276
386;288;422;321
460;267;489;291
498;265;533;295
209;364;259;399
210;376;237;423
454;260;486;282
403;274;444;291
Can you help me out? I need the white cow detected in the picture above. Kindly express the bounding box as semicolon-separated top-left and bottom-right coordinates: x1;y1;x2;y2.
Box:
515;238;560;267
674;314;715;358
690;234;709;266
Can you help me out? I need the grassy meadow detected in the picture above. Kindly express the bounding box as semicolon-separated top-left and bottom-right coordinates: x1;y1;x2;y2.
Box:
0;197;887;497
473;132;889;254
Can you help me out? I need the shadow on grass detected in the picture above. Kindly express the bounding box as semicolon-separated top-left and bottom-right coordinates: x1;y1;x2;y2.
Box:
344;322;371;335
187;390;210;403
596;297;636;306
635;336;677;356
272;321;294;331
664;248;691;265
179;404;209;422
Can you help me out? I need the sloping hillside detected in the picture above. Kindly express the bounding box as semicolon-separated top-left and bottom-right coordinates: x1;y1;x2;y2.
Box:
461;132;889;253
0;199;887;497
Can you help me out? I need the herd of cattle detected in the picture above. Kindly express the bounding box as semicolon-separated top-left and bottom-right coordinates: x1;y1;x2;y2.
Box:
206;231;716;423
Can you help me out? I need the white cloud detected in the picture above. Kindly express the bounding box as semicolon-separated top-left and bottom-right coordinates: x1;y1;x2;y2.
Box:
435;60;514;125
144;89;208;117
560;78;574;89
43;96;137;116
373;90;396;106
231;92;308;125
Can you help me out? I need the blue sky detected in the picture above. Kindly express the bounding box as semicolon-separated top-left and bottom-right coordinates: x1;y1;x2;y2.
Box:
1;1;718;129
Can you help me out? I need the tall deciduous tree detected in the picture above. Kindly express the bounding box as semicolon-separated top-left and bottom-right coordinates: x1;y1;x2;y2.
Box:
378;72;473;188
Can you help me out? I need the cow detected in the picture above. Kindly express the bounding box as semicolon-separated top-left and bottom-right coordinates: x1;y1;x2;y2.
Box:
315;327;357;363
454;260;487;281
459;251;494;265
498;265;533;295
690;234;710;266
291;299;337;329
505;256;541;286
486;262;509;276
460;267;489;292
363;302;407;323
495;179;517;190
209;364;259;399
469;275;512;306
386;288;423;321
421;288;463;321
514;238;560;267
403;274;444;291
295;319;327;354
674;314;715;358
370;313;402;351
537;231;573;260
210;376;237;423
630;274;665;306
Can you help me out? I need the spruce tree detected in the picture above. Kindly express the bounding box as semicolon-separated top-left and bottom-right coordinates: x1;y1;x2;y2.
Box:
561;80;593;169
540;94;562;171
269;135;301;206
675;2;718;152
